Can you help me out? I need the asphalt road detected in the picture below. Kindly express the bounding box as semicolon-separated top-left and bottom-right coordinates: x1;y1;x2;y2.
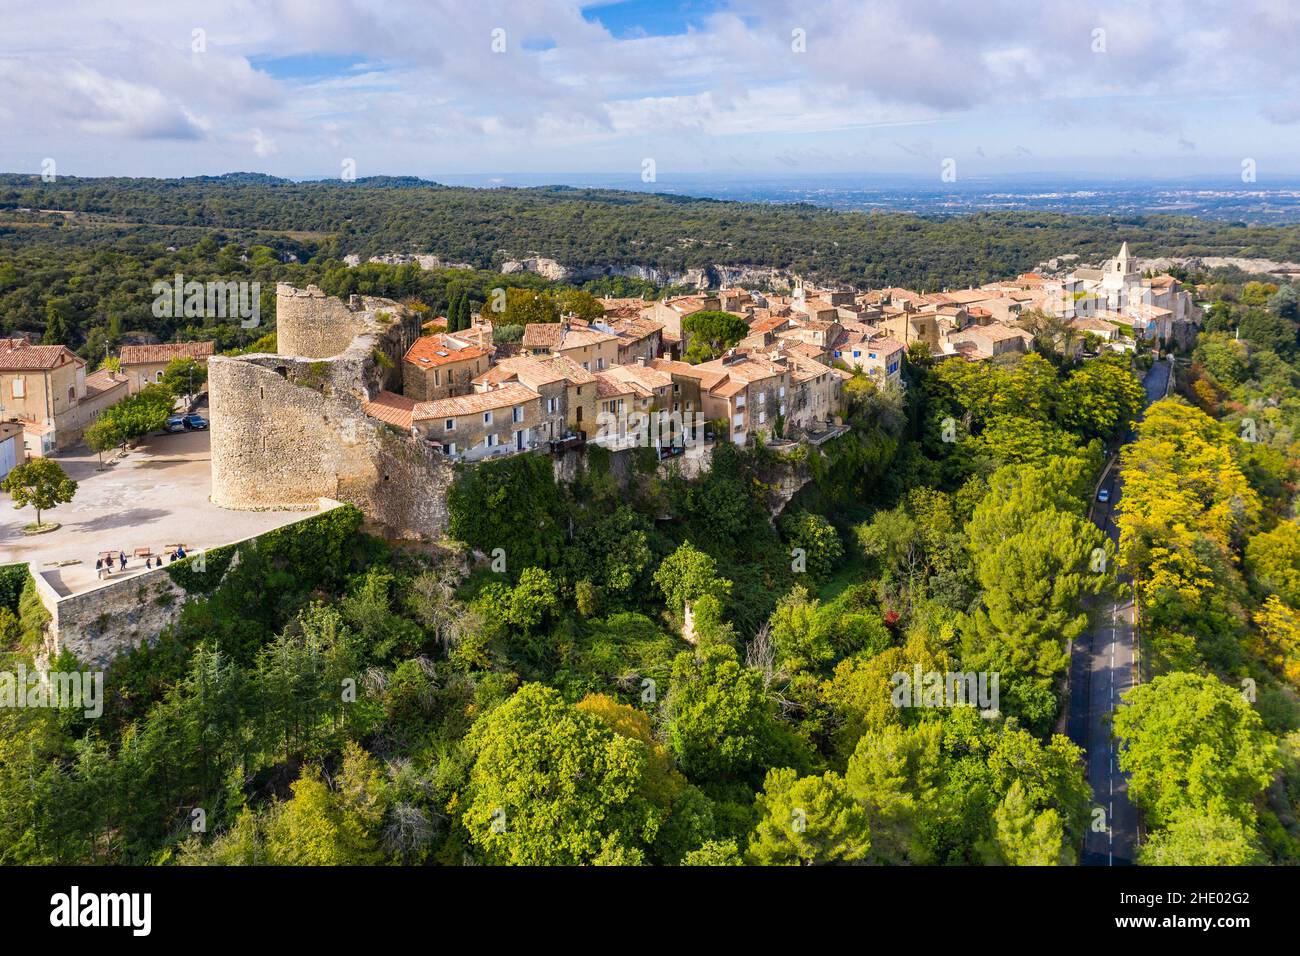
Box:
1066;357;1170;865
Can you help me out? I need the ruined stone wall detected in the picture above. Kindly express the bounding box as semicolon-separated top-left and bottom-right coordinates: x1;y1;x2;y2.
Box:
39;564;189;668
209;353;453;538
32;502;348;668
210;285;452;539
275;284;421;366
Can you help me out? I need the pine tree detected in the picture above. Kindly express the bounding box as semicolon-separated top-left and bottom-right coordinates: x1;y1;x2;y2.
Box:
447;294;463;332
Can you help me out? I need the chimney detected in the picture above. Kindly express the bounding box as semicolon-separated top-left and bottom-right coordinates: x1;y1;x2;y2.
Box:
636;356;646;367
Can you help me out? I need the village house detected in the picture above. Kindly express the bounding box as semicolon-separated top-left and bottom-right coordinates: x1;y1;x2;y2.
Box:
593;361;674;426
606;316;664;365
403;332;491;402
692;349;794;444
830;327;906;380
472;354;596;441
946;322;1034;360
0;419;25;480
118;341;215;395
780;347;842;434
522;321;620;372
648;358;708;430
412;382;542;460
0;343;129;454
641;293;723;359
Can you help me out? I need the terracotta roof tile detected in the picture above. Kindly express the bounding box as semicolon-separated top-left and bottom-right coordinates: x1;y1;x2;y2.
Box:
84;368;128;397
413;382;538;420
405;334;490;369
0;345;83;371
118;341;215;366
363;390;417;429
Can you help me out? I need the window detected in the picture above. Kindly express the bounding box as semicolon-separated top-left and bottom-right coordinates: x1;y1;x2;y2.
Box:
853;351;861;359
833;350;841;357
868;352;876;360
10;377;23;399
779;386;785;398
444;419;455;432
156;370;164;383
736;395;746;408
483;411;493;425
582;361;590;371
758;410;766;424
447;442;457;456
673;382;680;393
433;370;441;386
597;357;605;370
546;397;556;414
512;406;523;423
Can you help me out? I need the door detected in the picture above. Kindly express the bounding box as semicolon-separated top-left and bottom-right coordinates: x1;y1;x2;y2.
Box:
0;436;15;481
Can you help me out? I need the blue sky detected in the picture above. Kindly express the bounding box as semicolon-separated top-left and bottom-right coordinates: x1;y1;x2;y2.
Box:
1;0;1299;183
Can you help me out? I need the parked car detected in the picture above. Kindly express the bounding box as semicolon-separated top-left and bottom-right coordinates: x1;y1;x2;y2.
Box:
1097;488;1110;504
182;414;209;431
164;416;187;433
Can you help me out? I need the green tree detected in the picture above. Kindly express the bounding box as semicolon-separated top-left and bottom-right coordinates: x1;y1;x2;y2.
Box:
1113;672;1279;830
981;780;1071;865
747;768;871;865
1137;809;1266;865
682;310;749;364
161;356;208;400
665;644;809;787
653;541;732;616
680;839;743;865
461;683;656;865
2;458;77;528
1059;355;1145;440
780;510;844;582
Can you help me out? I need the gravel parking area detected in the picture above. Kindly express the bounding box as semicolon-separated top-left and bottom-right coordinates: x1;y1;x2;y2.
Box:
1;426;314;596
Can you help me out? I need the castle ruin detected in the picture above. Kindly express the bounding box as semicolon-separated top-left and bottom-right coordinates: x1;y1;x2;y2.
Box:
209;284;455;539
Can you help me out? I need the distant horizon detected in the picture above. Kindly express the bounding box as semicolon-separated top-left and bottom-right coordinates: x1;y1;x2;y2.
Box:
10;169;1300;187
5;2;1300;186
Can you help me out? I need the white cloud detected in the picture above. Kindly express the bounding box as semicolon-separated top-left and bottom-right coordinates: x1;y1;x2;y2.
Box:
0;0;1297;176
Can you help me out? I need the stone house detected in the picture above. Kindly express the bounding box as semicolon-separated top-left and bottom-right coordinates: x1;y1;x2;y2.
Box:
830;328;906;381
649;358;707;432
642;294;721;359
522;321;620;372
783;348;842;434
403;332;491;402
694;350;793;444
412;382;542;460
0;344;129;454
946;322;1033;360
118;341;215;395
0;420;25;480
472;354;595;442
606;316;664;365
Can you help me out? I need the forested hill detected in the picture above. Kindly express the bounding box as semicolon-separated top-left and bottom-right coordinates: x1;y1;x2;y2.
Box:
4;172;1300;290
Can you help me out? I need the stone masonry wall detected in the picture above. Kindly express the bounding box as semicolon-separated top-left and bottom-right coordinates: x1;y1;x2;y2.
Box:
210;285;452;539
32;501;349;668
275;284;370;359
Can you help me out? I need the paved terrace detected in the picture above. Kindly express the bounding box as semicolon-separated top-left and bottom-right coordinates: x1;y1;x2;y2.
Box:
0;429;315;597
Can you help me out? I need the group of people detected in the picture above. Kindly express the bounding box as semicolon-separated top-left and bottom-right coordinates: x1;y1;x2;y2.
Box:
94;545;188;580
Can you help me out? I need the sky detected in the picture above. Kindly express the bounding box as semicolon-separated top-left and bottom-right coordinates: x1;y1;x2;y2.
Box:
2;0;1300;184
